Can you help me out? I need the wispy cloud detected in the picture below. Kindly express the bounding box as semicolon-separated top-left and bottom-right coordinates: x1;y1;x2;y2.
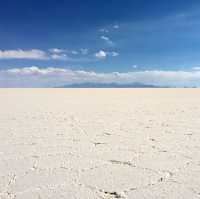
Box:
0;48;92;62
110;52;119;57
99;28;109;33
192;66;200;71
113;25;119;29
48;48;65;54
132;65;138;69
0;49;48;60
80;48;89;55
51;54;68;60
71;50;79;55
99;24;119;33
49;48;81;55
1;66;200;87
100;36;114;45
7;66;67;75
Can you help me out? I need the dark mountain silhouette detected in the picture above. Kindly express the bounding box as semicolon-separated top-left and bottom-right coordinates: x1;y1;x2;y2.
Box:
57;82;162;88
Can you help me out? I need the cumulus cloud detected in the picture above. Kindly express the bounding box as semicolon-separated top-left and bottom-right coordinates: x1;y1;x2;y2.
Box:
1;66;200;87
94;50;119;59
95;50;107;59
0;49;48;60
100;36;113;45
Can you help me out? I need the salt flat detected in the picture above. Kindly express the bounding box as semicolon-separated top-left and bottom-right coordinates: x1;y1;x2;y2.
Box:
0;89;200;199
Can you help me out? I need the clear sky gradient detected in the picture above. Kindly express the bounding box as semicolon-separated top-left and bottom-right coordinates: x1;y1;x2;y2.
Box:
1;0;200;87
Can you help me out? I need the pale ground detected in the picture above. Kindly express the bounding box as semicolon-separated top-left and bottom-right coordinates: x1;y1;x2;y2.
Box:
0;89;200;199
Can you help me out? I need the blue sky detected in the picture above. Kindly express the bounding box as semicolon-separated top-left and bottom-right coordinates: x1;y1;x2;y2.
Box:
1;0;200;87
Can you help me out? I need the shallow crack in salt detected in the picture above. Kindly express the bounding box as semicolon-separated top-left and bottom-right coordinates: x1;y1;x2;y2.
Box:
103;191;126;198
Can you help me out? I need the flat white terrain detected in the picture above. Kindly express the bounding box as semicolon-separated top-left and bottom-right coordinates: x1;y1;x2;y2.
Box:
0;89;200;199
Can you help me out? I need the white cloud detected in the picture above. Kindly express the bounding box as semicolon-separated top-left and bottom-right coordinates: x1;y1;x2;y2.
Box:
100;36;113;45
0;49;48;60
7;66;67;75
49;48;90;57
1;67;200;87
95;50;107;59
49;48;65;54
101;36;109;41
95;50;119;59
0;48;93;62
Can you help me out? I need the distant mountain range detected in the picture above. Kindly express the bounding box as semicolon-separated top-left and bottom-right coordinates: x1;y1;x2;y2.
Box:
57;82;162;88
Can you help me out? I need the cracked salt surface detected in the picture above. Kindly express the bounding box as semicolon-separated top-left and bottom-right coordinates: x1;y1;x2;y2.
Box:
0;89;200;199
